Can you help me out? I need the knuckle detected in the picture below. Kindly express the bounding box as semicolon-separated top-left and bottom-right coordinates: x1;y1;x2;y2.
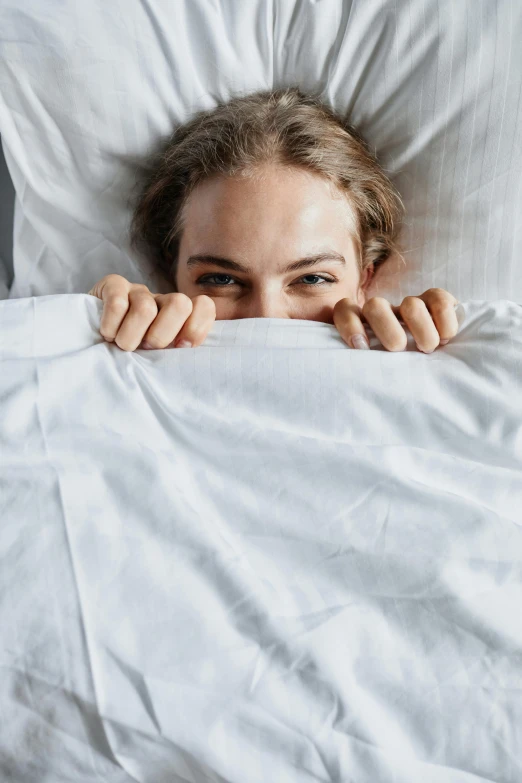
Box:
104;273;125;285
400;297;424;318
362;296;386;315
430;301;452;317
169;292;194;315
332;299;352;322
134;297;158;317
107;295;129;311
193;294;216;310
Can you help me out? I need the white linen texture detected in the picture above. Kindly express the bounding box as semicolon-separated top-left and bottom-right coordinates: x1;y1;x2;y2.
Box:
1;294;522;782
0;0;521;303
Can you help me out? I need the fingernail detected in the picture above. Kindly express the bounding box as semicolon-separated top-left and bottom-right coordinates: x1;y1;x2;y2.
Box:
351;334;370;350
176;340;192;348
440;339;449;345
140;341;153;350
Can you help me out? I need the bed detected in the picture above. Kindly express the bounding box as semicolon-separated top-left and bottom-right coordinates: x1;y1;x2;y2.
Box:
1;2;521;781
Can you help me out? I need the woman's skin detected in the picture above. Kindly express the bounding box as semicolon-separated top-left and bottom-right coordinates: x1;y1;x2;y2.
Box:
89;162;459;352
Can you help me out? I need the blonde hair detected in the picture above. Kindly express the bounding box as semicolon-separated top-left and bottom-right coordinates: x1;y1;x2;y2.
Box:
130;86;406;289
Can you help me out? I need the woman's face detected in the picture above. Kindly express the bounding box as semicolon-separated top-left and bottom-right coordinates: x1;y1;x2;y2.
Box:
176;163;374;323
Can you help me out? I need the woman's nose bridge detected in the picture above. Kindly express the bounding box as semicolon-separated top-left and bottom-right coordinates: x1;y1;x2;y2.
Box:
240;286;288;318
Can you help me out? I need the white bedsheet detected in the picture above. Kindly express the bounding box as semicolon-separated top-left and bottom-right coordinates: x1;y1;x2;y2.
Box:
1;294;522;783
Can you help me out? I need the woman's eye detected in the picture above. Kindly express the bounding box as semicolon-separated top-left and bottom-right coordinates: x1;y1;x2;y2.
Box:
298;275;335;286
197;274;238;287
196;274;336;287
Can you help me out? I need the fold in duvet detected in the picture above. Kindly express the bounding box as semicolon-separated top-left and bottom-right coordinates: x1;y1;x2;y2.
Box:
1;294;521;783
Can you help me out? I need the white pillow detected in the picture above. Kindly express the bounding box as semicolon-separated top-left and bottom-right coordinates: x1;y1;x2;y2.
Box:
0;0;521;304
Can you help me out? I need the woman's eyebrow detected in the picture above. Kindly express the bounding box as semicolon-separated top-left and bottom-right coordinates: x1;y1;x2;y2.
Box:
186;252;346;274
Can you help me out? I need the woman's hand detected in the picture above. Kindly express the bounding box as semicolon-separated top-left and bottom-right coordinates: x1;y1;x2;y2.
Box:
88;274;216;351
332;288;460;352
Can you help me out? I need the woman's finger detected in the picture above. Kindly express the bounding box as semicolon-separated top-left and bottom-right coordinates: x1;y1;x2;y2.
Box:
414;289;460;343
90;274;132;343
361;297;408;351
395;296;440;353
113;287;159;351
332;298;371;349
168;295;217;348
139;293;194;348
391;289;460;349
138;294;216;349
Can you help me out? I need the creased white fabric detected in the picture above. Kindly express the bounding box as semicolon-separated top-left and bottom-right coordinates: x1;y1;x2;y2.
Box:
0;0;521;303
1;294;522;782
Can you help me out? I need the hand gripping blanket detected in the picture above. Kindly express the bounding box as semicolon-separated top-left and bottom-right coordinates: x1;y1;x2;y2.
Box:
1;294;522;783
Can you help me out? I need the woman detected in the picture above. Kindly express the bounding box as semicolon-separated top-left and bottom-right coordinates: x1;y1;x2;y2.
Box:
89;87;459;352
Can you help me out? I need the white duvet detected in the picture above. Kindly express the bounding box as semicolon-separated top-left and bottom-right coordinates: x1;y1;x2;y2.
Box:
1;294;522;783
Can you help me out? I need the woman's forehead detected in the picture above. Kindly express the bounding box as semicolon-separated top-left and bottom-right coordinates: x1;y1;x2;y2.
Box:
178;173;359;274
182;164;358;239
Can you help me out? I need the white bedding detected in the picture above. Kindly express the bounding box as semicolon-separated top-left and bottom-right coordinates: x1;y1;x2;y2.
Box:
1;294;522;782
